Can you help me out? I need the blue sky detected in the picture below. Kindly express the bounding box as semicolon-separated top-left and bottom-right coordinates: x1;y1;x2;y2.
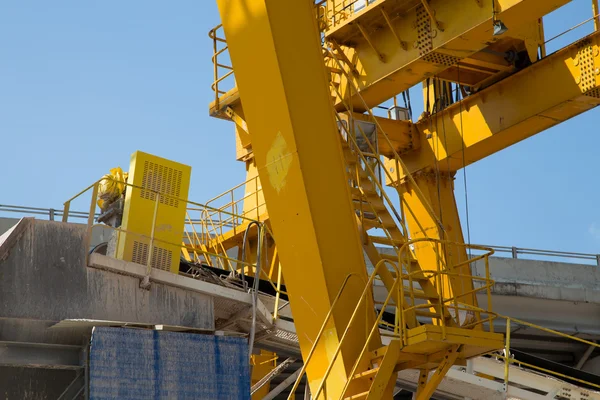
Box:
0;1;598;255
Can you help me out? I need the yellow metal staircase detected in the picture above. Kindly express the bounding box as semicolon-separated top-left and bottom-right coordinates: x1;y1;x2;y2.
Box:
285;45;504;400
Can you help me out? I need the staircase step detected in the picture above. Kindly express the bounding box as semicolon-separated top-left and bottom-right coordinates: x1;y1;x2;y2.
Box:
350;187;378;199
345;391;369;400
362;218;395;230
415;310;442;319
356;210;377;220
379;253;399;262
370;235;404;246
352;368;379;380
354;200;386;211
402;290;438;300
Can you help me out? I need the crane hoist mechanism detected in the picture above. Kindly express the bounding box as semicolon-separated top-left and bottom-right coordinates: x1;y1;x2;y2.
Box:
81;0;600;399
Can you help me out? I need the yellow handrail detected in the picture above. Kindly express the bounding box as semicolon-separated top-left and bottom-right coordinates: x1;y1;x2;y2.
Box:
209;24;234;111
324;47;446;234
286;272;367;399
499;313;600;391
288;238;496;400
319;259;400;400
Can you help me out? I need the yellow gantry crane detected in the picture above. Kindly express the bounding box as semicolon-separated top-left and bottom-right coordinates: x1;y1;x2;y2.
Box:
208;0;600;398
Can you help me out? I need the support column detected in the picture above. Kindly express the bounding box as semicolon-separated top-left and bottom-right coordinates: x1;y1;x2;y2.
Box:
216;0;376;397
399;171;477;312
251;350;277;400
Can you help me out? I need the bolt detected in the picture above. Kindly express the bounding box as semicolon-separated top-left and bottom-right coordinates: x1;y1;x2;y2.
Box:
596;68;600;75
429;29;438;38
413;40;420;49
576;76;581;84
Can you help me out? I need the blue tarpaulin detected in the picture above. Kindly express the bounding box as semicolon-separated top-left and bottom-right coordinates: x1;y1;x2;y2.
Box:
89;327;250;399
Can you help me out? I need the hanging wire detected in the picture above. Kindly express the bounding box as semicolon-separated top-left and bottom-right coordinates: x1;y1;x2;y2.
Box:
457;65;473;257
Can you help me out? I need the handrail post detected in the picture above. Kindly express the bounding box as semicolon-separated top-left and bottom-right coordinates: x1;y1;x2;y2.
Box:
593;0;600;30
485;255;494;333
62;202;71;223
511;246;518;259
84;183;99;262
504;318;511;391
212;27;219;109
142;193;160;289
273;259;283;323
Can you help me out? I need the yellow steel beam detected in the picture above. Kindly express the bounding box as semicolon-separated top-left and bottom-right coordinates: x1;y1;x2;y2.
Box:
340;111;419;156
390;30;600;179
251;350;277;400
216;1;375;398
415;345;461;400
328;0;569;111
399;171;477;310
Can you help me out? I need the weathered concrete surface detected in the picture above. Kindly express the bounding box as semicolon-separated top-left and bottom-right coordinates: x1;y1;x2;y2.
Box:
0;216;112;250
0;218;214;331
0;218;217;399
0;367;79;400
473;256;600;303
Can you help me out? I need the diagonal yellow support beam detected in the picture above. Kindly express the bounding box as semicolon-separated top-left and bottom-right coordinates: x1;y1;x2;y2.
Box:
215;0;376;398
415;345;461;400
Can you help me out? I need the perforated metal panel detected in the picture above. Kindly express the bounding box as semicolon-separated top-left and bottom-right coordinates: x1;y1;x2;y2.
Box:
116;151;191;274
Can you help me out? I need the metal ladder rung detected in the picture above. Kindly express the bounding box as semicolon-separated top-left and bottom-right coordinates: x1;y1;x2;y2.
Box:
344;391;369;400
414;310;443;319
370;235;404;246
352;368;379;380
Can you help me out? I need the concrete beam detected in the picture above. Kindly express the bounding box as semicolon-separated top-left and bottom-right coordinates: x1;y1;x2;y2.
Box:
0;341;83;370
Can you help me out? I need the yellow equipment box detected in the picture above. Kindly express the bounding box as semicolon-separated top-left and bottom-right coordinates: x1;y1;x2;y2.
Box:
116;151;191;274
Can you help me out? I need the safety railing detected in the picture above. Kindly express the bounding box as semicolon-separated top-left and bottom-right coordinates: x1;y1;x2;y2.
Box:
204;174;265;235
62;177;287;323
324;46;446;238
473;244;600;266
209;24;235;111
185;175;266;269
317;0;361;31
397;239;496;336
5;203;598;266
62;178;258;277
498;315;600;392
288;240;496;399
0;204;96;221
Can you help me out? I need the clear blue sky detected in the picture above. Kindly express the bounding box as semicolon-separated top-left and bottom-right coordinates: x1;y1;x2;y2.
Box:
0;1;598;255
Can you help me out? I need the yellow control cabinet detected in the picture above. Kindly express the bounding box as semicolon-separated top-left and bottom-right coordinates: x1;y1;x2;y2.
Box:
116;151;191;274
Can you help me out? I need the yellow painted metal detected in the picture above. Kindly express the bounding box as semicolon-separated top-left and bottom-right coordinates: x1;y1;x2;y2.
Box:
594;0;600;30
399;172;477;310
391;30;600;179
210;0;566;116
215;1;375;398
116;151;191;274
325;0;568;110
364;340;401;400
504;318;511;388
415;345;461;400
251;350;277;400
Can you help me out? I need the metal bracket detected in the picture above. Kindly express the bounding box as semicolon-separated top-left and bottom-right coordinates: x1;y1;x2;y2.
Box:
380;9;407;50
415;345;461;400
226;106;249;133
419;0;444;32
356;22;386;63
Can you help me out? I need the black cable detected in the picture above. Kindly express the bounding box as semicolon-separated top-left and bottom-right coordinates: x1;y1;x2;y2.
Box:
457;65;473;256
